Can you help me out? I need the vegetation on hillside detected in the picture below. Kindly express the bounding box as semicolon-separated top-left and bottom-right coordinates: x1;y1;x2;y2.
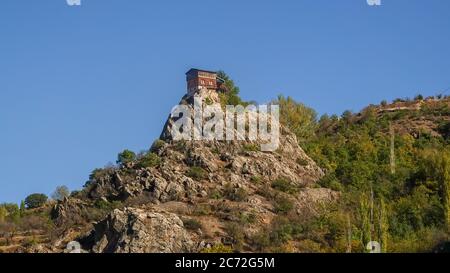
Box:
277;95;450;252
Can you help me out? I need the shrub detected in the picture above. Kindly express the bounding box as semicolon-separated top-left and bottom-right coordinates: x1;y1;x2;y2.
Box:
137;152;161;168
19;215;50;231
269;217;299;245
183;218;202;231
274;195;294;214
187;166;207;180
205;97;213;105
242;143;259;152
151;139;166;153
211;147;220;155
296;157;309;166
70;190;82;198
223;183;248;202
94;200;121;211
233;188;248;202
116;149;136;165
201;244;233;253
0;222;18;246
192;204;212;216
209;190;222;200
252;216;304;251
318;174;343;192
256;184;277;200
252;231;271;251
239;212;257;225
250;176;262;183
414;94;424;101
82;207;107;223
271;178;298;194
225;222;245;250
86;167;116;187
22;236;39;248
24;194;48;209
0;203;20;221
174;141;186;152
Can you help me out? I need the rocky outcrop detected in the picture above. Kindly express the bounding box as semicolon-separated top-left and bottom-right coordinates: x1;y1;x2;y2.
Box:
56;88;336;253
295;188;340;215
51;197;90;226
82;88;325;203
90;207;195;253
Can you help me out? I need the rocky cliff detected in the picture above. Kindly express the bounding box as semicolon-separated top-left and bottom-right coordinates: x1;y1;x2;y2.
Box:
49;89;338;253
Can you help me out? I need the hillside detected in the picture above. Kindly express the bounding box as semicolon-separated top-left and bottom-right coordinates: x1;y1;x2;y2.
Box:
59;87;340;253
301;95;450;252
1;87;449;253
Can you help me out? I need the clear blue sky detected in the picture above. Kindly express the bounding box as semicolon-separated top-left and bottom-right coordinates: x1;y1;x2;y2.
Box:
1;0;449;204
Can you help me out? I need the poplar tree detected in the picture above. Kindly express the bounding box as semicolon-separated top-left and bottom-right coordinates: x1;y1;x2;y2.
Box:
378;198;389;253
359;193;371;249
19;201;26;217
0;206;7;223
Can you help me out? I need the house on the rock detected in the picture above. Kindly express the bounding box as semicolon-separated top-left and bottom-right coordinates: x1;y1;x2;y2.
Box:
186;68;225;95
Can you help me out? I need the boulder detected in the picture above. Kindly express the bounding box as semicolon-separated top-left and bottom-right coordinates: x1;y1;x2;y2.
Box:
91;207;195;253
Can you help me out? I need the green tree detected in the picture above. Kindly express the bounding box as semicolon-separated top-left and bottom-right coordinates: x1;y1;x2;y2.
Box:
24;193;48;209
291;95;450;252
438;121;450;139
359;193;371;249
277;95;317;143
137;152;161;168
217;71;246;107
341;110;353;124
117;149;136;165
414;94;424;101
19;201;26;217
0;206;7;222
0;203;20;222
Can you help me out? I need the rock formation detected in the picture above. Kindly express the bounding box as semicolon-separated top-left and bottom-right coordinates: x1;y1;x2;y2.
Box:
50;88;338;253
89;207;195;253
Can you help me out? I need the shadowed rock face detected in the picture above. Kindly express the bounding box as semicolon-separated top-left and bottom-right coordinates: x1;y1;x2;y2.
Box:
90;208;195;253
51;197;89;226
